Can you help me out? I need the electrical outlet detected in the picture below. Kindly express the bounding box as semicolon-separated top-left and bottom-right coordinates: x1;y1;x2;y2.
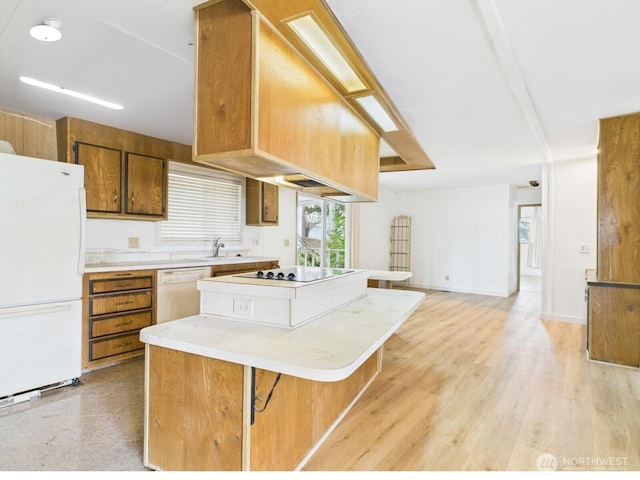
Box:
284;239;290;247
128;237;140;249
445;275;450;281
233;299;253;315
252;239;259;247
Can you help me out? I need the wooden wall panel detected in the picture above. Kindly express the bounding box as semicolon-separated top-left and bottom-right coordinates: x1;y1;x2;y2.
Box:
598;113;640;283
250;353;379;470
257;16;342;176
0;108;57;160
146;345;244;471
194;0;253;156
589;284;640;367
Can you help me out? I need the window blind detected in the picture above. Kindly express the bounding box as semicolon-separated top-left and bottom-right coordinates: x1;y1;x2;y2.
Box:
159;162;242;243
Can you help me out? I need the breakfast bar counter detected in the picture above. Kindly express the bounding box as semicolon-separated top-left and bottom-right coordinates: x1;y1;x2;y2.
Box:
140;287;424;471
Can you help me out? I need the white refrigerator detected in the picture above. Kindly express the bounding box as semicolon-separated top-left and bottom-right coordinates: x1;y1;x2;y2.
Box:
0;152;86;402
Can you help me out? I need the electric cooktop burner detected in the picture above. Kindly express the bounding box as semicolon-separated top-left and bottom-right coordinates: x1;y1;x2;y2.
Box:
235;267;354;282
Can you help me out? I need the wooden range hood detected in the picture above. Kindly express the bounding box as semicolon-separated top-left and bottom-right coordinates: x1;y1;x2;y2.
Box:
193;0;434;201
245;0;435;174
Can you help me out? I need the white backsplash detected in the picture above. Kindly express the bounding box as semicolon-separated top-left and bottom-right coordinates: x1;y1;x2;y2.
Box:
85;247;253;265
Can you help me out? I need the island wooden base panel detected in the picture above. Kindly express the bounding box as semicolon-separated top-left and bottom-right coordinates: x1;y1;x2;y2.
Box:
144;345;244;470
143;345;380;471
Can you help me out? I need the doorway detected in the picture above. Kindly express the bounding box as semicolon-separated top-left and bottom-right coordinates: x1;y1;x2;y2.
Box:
517;204;542;293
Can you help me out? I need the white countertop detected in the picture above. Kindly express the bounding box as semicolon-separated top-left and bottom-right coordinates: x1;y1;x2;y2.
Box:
367;270;412;281
140;288;425;382
84;256;279;273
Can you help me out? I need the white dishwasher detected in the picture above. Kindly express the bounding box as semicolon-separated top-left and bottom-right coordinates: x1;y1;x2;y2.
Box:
156;266;211;324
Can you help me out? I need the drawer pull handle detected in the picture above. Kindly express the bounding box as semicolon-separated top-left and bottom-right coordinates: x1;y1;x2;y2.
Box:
115;342;133;349
115;301;134;307
115;321;133;328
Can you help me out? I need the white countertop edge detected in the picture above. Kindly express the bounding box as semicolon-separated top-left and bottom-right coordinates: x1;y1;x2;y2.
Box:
84;256;279;273
367;270;412;281
140;289;425;382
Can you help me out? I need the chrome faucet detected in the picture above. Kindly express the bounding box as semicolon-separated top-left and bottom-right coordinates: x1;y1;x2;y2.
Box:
212;237;224;257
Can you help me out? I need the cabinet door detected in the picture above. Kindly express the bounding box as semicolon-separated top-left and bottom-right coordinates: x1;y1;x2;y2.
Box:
261;182;278;224
246;178;278;226
125;152;166;217
589;284;640;367
75;142;122;213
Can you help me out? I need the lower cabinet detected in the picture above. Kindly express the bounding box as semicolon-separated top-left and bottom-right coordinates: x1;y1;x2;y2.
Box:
588;282;640;368
81;262;278;371
82;270;156;370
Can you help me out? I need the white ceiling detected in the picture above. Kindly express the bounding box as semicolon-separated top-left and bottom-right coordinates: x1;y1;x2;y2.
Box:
2;0;640;193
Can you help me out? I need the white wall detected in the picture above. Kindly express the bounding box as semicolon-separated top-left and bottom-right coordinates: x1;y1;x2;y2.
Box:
357;184;515;297
356;189;398;270
255;187;297;266
542;157;597;323
355;163;598;325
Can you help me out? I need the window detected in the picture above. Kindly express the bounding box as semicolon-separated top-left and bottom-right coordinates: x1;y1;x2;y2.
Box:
519;217;530;243
159;161;242;243
297;194;350;267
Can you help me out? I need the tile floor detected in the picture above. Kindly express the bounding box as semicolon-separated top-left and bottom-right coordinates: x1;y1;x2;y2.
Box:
0;357;148;471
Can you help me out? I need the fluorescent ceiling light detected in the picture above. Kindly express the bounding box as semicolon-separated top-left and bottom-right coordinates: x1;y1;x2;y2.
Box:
19;76;124;110
355;95;398;132
287;14;366;93
29;18;62;42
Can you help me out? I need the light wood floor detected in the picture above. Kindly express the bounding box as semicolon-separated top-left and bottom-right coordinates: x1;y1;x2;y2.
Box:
1;282;638;471
303;284;640;472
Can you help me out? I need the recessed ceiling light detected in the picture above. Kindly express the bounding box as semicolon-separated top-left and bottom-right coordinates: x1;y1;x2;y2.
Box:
286;14;366;93
355;95;398;132
19;76;124;110
29;18;62;42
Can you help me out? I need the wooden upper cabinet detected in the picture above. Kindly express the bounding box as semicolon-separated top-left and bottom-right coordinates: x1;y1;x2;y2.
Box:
57;116;186;221
597;113;640;283
75;142;122;214
193;0;379;202
125;153;166;217
246;178;278;226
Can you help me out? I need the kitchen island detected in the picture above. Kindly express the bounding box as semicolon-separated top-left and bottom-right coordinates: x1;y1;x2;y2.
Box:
139;287;424;471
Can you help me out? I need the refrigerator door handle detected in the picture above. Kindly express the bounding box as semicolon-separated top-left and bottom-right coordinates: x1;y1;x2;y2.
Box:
0;303;71;320
77;187;86;275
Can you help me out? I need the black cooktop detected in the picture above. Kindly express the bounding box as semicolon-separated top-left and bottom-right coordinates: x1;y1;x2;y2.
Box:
235;267;354;282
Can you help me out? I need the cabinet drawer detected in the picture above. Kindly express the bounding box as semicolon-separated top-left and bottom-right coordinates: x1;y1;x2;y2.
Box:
90;290;152;316
90;276;153;294
90;311;152;338
89;332;145;361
